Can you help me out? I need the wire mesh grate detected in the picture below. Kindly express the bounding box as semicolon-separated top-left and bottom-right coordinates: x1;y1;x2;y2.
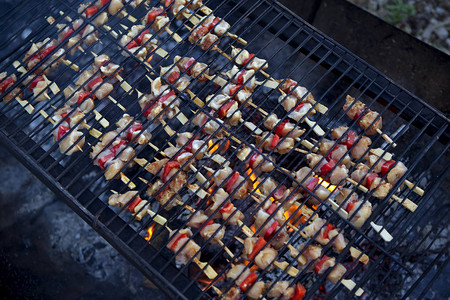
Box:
0;0;448;299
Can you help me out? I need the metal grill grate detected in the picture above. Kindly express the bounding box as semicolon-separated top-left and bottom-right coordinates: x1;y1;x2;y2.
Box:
0;0;448;299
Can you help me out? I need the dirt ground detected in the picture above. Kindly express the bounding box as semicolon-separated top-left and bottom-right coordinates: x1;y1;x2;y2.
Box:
348;0;450;55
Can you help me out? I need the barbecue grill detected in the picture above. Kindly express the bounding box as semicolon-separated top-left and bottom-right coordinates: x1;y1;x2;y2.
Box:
0;0;448;299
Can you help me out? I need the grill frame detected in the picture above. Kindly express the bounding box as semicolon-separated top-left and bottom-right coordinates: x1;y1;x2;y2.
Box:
0;0;448;299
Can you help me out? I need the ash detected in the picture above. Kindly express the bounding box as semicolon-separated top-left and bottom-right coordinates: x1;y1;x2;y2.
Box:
0;145;165;299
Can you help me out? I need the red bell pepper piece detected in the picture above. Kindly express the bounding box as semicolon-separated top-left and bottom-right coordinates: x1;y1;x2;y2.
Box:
200;219;214;232
127;196;142;212
247;237;266;261
242;53;255;65
184;136;198;153
77;91;92;105
226;171;240;193
381;160;396;177
219;203;234;214
292;283;306;300
325;145;339;161
294;102;306;112
125;40;139;50
270;134;280;149
0;77;15;94
218;100;235;118
29;76;45;91
264;221;278;240
182;58;196;75
192;26;209;41
322;224;336;239
314;255;330;274
126;124;143;142
56;125;70;141
365;172;379;189
236;70;245;85
273;185;287;201
208;17;221;31
240;272;257;292
168;233;188;252
229;84;242;96
306;176;319;191
88;76;103;90
143;102;156;118
168;71;180;84
249;152;260;168
164;0;173;7
136;29;150;45
266;203;278;215
39;44;57;59
157;90;176;104
346;201;356;213
60;112;69;121
85;5;98;18
162;161;180;183
353;108;364;121
320;159;336;177
111;140;127;154
62;28;74;41
285;80;298;93
146;9;165;24
275;119;288;136
98;152;114;170
343;130;357;149
100;0;110;6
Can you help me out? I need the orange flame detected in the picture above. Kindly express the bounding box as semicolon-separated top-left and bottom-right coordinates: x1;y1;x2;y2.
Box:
246;167;265;198
284;204;308;229
315;175;338;192
197;278;214;291
144;224;156;242
208;139;219;155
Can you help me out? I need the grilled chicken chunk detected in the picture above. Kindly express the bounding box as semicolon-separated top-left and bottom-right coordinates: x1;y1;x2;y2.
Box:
255;247;277;270
167;229;201;264
266;281;295;300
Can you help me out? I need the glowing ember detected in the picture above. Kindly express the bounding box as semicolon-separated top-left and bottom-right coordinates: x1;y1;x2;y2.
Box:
197;278;214;291
315;175;338;192
146;55;153;62
144;224;156;242
284;205;307;228
245;167;265;197
208;139;219;155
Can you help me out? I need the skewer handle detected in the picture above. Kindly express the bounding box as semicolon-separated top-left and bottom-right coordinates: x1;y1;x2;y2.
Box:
346;178;417;212
405;179;425;196
370;222;393;242
193;257;218;280
376;128;397;147
341;279;364;296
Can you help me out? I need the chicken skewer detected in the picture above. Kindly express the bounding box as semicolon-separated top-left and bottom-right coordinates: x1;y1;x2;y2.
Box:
287;242;365;296
180;25;327;133
336;135;423;196
224;263;306;300
232;224;364;296
343;95;396;146
306;139;418;212
160;1;247;45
